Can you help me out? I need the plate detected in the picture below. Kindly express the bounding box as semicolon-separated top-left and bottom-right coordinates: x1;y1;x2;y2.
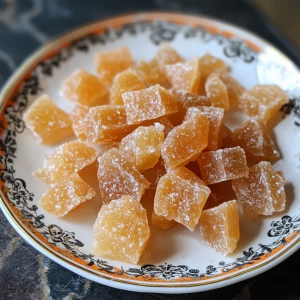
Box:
0;12;300;294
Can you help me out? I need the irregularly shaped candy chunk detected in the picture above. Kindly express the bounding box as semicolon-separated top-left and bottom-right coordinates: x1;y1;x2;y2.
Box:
110;69;146;105
239;85;289;123
23;94;72;145
82;105;135;144
34;141;98;185
41;173;96;217
164;58;201;93
154;167;210;231
169;90;210;125
232;161;286;220
71;104;89;141
231;119;280;161
199;200;240;255
95;46;133;85
122;85;178;124
152;211;174;230
119;123;164;172
92;195;150;264
97;148;150;204
185;107;224;150
198;146;248;185
214;70;245;107
61;70;108;106
205;73;230;110
162;113;209;170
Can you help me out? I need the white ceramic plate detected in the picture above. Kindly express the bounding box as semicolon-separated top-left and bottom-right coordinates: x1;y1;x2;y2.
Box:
0;12;300;294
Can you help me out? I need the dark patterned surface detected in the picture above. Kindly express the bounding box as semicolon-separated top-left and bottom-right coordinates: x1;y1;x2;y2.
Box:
0;1;300;299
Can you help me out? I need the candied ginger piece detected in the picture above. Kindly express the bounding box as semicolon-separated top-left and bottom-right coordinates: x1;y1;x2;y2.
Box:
122;84;178;125
110;69;146;105
164;58;201;93
23;94;72;145
34;140;98;185
41;173;95;217
61;70;108;106
119;123;164;172
218;124;233;149
205;73;230;110
231;119;280;161
134;60;167;86
161;113;209;170
239;85;289;123
232;161;286;220
92;195;150;264
71;104;89;141
199;200;240;255
97;148;150;204
154;167;210;231
198;146;248;185
153;44;183;71
95;46;133;85
169;90;210;125
204;180;236;209
82;105;135;144
152;211;174;230
185;107;224;150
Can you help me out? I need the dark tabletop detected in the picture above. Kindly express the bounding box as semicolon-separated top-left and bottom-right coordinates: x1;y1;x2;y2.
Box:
0;1;300;299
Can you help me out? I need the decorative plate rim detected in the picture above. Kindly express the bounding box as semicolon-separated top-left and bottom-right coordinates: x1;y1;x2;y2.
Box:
0;12;300;294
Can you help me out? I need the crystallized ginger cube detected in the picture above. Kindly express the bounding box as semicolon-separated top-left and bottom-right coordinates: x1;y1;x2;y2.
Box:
232;161;286;220
164;58;201;93
152;211;174;230
119;123;164;172
92;195;150;264
122;84;178;124
34;140;98;185
162;113;209;170
199;200;240;255
82;105;135;144
41;173;96;217
61;70;108;106
205;73;230;110
23;94;73;145
198;146;248;185
97;148;150;204
231;119;280;162
239;85;289;123
185;107;224;150
71;104;89;141
154;167;210;231
110;69;146;105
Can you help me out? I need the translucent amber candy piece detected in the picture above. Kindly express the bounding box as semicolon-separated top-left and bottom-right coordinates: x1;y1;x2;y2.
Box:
97;148;150;204
71;104;89;141
169;90;210;125
198;146;248;185
110;69;146;105
232;161;286;220
164;58;201;93
61;70;108;106
231;119;280;161
95;46;133;85
34;140;98;185
154;167;210;231
119;123;164;172
82;105;135;144
185;107;224;150
199;200;240;255
161;113;209;170
152;211;174;230
122;84;178;125
205;73;230;110
91;195;150;264
23;94;72;145
41;173;96;217
239;85;289;123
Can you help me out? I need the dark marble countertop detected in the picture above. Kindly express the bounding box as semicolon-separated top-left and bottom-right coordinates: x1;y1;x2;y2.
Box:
0;1;300;299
